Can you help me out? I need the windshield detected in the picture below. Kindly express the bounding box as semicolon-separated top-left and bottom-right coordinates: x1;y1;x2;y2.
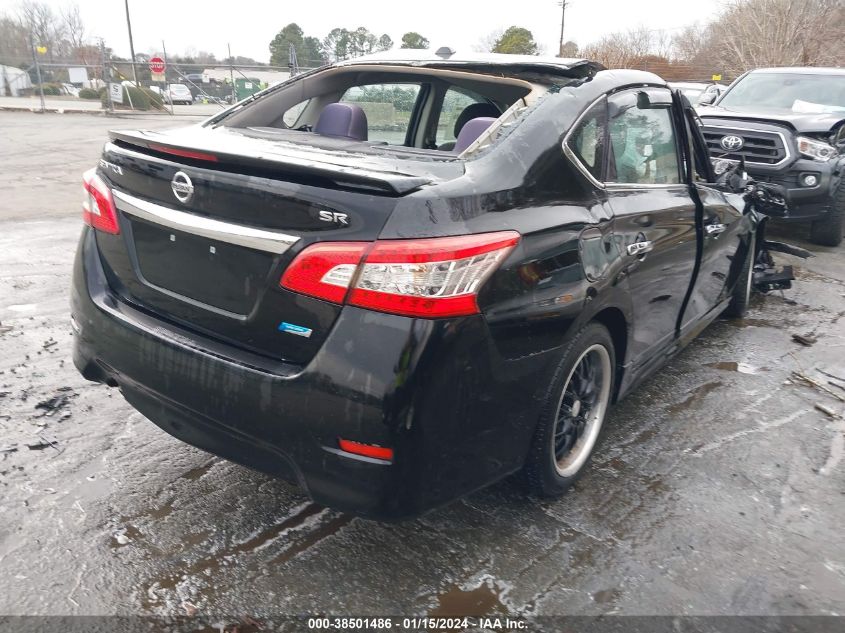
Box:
719;73;845;114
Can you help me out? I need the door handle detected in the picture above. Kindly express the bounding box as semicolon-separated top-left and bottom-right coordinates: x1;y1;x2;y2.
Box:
706;223;727;236
627;240;654;256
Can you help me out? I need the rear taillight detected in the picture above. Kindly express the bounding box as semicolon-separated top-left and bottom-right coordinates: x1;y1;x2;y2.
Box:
82;168;120;234
280;231;519;318
280;242;369;304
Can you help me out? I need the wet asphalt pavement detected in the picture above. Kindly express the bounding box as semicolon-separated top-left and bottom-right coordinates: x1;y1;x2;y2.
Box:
0;112;844;621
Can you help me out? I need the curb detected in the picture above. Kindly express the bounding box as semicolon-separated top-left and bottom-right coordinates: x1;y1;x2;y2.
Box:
0;105;106;116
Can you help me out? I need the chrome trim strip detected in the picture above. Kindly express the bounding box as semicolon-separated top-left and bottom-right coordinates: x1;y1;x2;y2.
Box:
112;189;300;255
701;124;792;167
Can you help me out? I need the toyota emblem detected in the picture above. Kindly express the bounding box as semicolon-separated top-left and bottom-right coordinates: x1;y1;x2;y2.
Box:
720;135;744;151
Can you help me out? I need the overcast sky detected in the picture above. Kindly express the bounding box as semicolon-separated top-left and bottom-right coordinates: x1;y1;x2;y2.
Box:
22;0;727;62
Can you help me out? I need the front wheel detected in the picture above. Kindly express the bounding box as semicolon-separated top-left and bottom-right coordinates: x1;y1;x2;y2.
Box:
524;322;615;497
809;183;844;247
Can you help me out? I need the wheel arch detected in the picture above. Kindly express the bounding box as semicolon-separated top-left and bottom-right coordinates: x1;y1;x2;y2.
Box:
590;306;628;403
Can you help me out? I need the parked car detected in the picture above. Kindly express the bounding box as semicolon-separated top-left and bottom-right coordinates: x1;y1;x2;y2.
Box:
72;49;797;520
158;83;192;105
668;81;726;107
61;82;80;98
699;67;845;246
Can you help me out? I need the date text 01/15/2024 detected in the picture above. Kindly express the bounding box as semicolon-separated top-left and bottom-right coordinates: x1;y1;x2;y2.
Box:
306;617;528;630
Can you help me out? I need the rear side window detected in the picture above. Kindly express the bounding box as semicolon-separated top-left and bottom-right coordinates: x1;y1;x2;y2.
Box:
567;98;607;182
436;87;488;146
341;83;422;144
282;99;310;128
607;90;681;185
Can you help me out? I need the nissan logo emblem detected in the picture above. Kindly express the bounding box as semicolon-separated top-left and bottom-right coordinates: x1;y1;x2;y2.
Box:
171;171;194;204
720;135;744;151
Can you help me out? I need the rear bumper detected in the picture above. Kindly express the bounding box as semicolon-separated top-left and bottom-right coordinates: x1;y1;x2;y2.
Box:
71;228;552;520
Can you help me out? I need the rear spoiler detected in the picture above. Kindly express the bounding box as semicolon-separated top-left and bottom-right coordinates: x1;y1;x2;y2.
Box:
108;130;435;196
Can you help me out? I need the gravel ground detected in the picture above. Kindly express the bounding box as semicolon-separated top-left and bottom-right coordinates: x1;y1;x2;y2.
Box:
0;112;843;625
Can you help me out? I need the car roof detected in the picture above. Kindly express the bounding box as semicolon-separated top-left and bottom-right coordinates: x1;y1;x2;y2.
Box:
334;48;604;77
748;67;845;76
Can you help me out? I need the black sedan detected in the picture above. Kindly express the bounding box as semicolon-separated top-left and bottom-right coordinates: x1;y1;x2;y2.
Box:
71;49;791;520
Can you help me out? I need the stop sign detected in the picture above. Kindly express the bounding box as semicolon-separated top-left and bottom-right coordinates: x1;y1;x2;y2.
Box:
149;57;165;74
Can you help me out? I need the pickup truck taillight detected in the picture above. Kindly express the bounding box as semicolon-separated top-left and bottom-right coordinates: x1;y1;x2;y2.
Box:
82;168;120;234
280;231;520;318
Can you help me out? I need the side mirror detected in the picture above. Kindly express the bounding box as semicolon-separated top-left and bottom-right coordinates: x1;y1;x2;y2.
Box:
698;92;717;107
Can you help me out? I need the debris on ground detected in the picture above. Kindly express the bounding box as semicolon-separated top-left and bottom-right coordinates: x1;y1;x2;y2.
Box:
26;436;61;452
1;445;18;457
0;322;12;335
34;389;77;417
791;371;845;403
792;333;817;346
814;403;841;419
113;528;132;546
181;602;198;616
818;368;845;382
42;338;57;350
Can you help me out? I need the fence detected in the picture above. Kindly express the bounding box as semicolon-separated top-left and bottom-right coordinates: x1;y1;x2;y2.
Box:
1;42;738;116
0;41;315;116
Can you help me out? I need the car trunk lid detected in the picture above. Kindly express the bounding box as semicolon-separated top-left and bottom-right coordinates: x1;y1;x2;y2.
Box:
95;127;462;365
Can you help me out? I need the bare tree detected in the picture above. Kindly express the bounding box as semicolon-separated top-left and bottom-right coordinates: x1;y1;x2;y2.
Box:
671;23;710;64
0;15;31;65
581;26;658;68
474;29;503;53
703;0;845;75
60;3;84;51
18;1;66;62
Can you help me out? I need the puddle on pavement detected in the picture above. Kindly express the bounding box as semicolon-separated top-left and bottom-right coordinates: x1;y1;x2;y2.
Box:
430;579;507;617
270;513;353;565
147;498;174;521
666;380;723;416
593;588;621;604
139;502;351;609
705;362;764;374
111;524;142;548
180;459;216;481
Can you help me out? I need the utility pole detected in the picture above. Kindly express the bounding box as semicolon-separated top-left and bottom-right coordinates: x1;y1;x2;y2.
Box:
162;40;174;115
289;42;299;77
558;0;569;57
228;43;236;103
101;39;113;114
29;31;45;112
124;0;138;85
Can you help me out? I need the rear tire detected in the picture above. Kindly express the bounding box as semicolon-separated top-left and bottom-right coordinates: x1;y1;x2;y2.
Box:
524;322;615;498
809;183;844;247
724;232;756;319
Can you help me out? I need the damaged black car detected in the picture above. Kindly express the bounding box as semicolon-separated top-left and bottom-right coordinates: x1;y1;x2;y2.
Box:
71;49;800;520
